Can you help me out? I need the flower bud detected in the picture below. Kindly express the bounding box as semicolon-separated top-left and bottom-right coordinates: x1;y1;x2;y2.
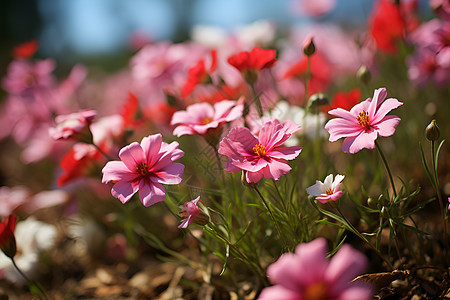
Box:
193;211;210;226
303;36;316;57
0;215;17;258
381;206;389;218
307;93;329;111
425;119;440;141
356;65;371;85
367;197;377;209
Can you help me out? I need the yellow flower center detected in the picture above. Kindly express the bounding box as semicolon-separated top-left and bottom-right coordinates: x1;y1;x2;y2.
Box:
325;188;333;195
304;282;328;300
356;111;370;130
200;116;213;125
253;143;266;157
136;163;149;176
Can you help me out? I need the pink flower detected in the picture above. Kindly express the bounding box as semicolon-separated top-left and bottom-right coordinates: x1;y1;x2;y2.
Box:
292;0;336;18
49;109;97;142
102;134;184;207
170;99;244;137
306;174;345;203
325;88;403;154
178;196;209;228
218;119;302;183
258;238;372;300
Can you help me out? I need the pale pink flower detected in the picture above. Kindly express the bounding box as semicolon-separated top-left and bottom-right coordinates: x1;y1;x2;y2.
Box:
292;0;336;18
218;119;302;183
102;134;184;207
178;196;202;229
1;59;56;96
258;238;372;300
49;109;97;141
170;99;244;137
325;88;403;154
306;174;345;203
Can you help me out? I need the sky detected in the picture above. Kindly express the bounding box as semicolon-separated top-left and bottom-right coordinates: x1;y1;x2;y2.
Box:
34;0;431;57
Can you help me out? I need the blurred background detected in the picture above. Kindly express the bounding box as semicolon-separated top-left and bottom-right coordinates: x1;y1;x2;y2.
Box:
0;0;432;70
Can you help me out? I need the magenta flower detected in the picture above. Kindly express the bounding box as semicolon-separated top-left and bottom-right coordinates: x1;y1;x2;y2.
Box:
306;174;345;204
178;196;209;228
258;238;372;300
325;88;403;154
218;119;302;183
102;134;184;207
49;109;97;142
170;99;244;137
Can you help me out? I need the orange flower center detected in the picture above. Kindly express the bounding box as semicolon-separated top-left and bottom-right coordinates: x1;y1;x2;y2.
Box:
304;282;328;300
200;116;213;125
136;163;149;176
356;110;370;130
325;188;333;195
253;144;266;157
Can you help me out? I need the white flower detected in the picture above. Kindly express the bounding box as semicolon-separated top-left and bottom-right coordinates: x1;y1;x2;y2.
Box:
0;218;57;285
306;174;345;204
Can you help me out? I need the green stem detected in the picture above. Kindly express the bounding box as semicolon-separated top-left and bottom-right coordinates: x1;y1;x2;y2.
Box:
11;258;49;300
303;56;311;109
250;83;263;118
271;179;288;213
255;187;287;250
375;140;397;199
335;206;394;270
91;142;113;161
431;140;449;253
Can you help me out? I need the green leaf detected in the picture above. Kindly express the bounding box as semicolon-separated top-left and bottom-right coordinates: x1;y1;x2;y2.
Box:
219;245;230;276
435;139;445;175
328;235;347;257
419;142;436;190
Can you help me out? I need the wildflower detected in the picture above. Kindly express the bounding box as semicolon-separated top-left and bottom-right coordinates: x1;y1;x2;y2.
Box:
0;217;57;285
49;109;97;143
370;0;405;53
218;119;302;183
227;46;277;84
178;197;209;228
325;89;361;114
181;50;217;98
292;0;336;18
306;174;345;204
325;88;403;154
171;99;244;137
303;36;316;56
12;40;39;59
102;134;185;207
258;238;372;300
0;215;17;258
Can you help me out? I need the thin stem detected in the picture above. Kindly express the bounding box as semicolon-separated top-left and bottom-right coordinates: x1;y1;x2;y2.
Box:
431;140;449;253
254;187;287;250
375;140;397;199
303;56;311;109
271;179;288;213
91;142;113;161
250;83;263;118
11;258;49;300
209;225;268;285
335;206;394;270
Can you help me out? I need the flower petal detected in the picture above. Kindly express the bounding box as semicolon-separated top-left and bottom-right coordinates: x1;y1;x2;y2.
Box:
139;180;166;207
119;142;146;171
154;162;184;184
102;161;137;183
342;130;378;153
111;181;139;204
376;115;401;137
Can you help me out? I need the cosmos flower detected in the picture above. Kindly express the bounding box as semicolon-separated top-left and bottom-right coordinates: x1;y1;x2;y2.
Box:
306;174;345;203
49;109;97;143
171;99;244;137
178;197;209;229
258;238;372;300
102;134;184;207
325;88;403;154
218;119;302;183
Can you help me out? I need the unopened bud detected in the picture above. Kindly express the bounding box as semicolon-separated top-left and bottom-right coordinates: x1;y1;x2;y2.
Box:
303;37;316;57
357;65;371;85
367;197;377;209
308;93;329;111
194;211;210;226
425;119;440;141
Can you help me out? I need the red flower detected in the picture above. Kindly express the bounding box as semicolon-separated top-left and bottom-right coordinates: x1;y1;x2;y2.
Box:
282;52;332;96
370;0;405;53
121;92;144;128
182;50;217;98
228;46;277;84
325;88;361;114
0;215;17;258
12;40;39;59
